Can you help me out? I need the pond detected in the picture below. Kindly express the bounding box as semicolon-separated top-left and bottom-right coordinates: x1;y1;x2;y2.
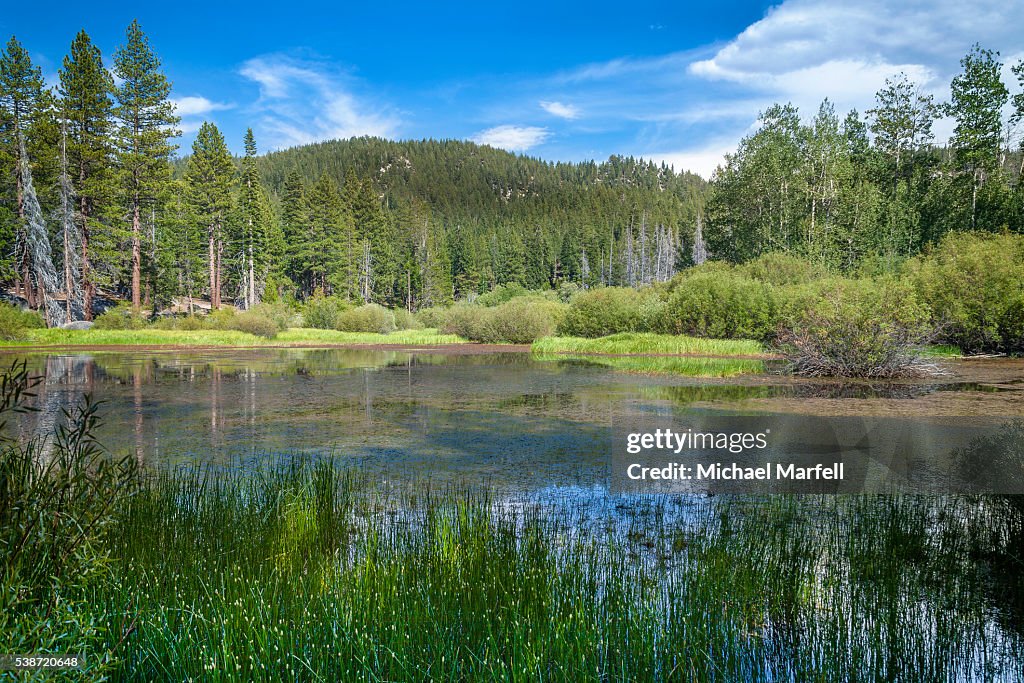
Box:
5;349;1024;679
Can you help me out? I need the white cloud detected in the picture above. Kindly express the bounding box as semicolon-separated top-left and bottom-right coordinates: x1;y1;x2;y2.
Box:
472;125;550;152
239;54;400;150
540;100;580;119
171;96;233;117
643;140;736;180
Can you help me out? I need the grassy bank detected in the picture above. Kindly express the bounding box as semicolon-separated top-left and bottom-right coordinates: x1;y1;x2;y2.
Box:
0;327;466;348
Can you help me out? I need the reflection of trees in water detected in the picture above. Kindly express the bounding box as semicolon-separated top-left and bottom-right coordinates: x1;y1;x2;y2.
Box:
25;356;95;459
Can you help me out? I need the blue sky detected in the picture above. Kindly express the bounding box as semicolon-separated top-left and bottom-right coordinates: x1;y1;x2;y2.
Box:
4;0;1024;177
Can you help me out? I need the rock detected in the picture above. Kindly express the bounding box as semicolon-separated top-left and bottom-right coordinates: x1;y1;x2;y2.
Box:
61;321;94;331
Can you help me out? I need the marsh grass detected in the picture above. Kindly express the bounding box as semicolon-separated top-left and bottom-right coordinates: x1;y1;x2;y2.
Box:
3;327;466;348
66;465;1022;681
533;352;765;377
532;333;766;357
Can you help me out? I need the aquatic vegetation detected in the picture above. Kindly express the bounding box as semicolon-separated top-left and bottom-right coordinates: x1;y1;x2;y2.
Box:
3;327;467;347
533;332;765;357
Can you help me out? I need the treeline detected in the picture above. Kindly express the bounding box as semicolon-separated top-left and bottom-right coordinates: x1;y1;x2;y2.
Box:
0;25;707;325
705;45;1024;269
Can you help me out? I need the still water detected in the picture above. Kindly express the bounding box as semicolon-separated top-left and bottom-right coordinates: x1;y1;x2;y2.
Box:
8;348;1024;490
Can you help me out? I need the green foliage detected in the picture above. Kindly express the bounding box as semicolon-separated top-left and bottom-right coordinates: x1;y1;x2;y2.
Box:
0;362;135;674
302;295;351;330
778;277;934;377
662;270;779;341
415;306;449;328
333;303;397;334
557;287;661;338
246;301;298;332
0;303;44;340
392;307;424;330
92;303;148;330
740;252;829;285
444;299;566;343
228;312;279;339
912;232;1024;352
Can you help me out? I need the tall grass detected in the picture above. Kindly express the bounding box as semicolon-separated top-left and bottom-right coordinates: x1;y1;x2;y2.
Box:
2;327;466;348
532;332;766;357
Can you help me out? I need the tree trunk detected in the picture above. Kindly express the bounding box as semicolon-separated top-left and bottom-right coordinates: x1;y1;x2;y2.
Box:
80;161;93;321
132;198;142;310
208;223;217;309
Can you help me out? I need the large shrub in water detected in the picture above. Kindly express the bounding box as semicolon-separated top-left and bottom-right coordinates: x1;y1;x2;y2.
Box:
778;278;934;378
661;271;779;341
557;287;661;338
0;303;45;340
334;304;397;334
911;233;1024;353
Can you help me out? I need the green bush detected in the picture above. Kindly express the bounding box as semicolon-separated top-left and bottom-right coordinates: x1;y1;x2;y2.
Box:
152;315;207;331
204;307;238;330
660;271;778;341
444;299;565;343
557;287;661;338
229;312;279;339
740;252;828;285
393;307;424;330
334;304;397;334
777;278;934;377
0;303;45;340
911;232;1024;353
303;296;350;330
248;301;299;331
474;283;529;307
92;303;148;330
415;306;449;328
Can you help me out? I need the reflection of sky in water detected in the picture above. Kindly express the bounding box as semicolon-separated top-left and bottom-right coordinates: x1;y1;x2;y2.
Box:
8;349;1024;493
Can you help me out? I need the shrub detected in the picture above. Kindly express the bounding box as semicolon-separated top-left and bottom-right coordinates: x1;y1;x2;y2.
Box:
0;303;44;340
334;304;397;334
204;307;238;331
444;299;565;343
557;287;661;338
92;303;148;330
248;301;299;331
229;312;279;339
152;315;207;331
740;252;828;285
393;307;424;330
303;296;350;330
660;271;778;341
474;283;529;307
415;306;449;329
911;232;1024;353
777;278;935;378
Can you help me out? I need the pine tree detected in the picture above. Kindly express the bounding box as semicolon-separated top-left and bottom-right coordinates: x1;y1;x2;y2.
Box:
113;19;179;310
58;30;114;320
184;122;234;309
235;129;274;308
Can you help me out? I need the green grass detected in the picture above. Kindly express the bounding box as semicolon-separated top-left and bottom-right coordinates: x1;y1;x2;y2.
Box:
532;332;766;357
919;344;963;358
1;327;466;348
8;460;1022;681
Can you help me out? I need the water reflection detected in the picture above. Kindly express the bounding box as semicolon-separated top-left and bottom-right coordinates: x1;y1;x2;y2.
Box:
7;350;1023;492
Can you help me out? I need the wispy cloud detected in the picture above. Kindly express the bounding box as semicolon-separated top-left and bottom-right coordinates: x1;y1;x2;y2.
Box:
171;96;234;117
472;125;550;152
539;100;580;119
239;54;400;150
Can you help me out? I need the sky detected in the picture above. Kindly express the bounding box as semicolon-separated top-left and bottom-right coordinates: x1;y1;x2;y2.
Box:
3;0;1024;178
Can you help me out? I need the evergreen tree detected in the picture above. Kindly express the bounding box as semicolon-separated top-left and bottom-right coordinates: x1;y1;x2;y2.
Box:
113;19;179;310
235;129;274;308
58;30;114;319
184;122;233;309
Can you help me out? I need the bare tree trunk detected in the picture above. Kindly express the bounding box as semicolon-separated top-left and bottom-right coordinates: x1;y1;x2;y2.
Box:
208;223;217;310
131;198;142;310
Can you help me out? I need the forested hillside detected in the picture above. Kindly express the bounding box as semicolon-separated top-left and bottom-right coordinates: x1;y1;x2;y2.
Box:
2;25;1024;325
